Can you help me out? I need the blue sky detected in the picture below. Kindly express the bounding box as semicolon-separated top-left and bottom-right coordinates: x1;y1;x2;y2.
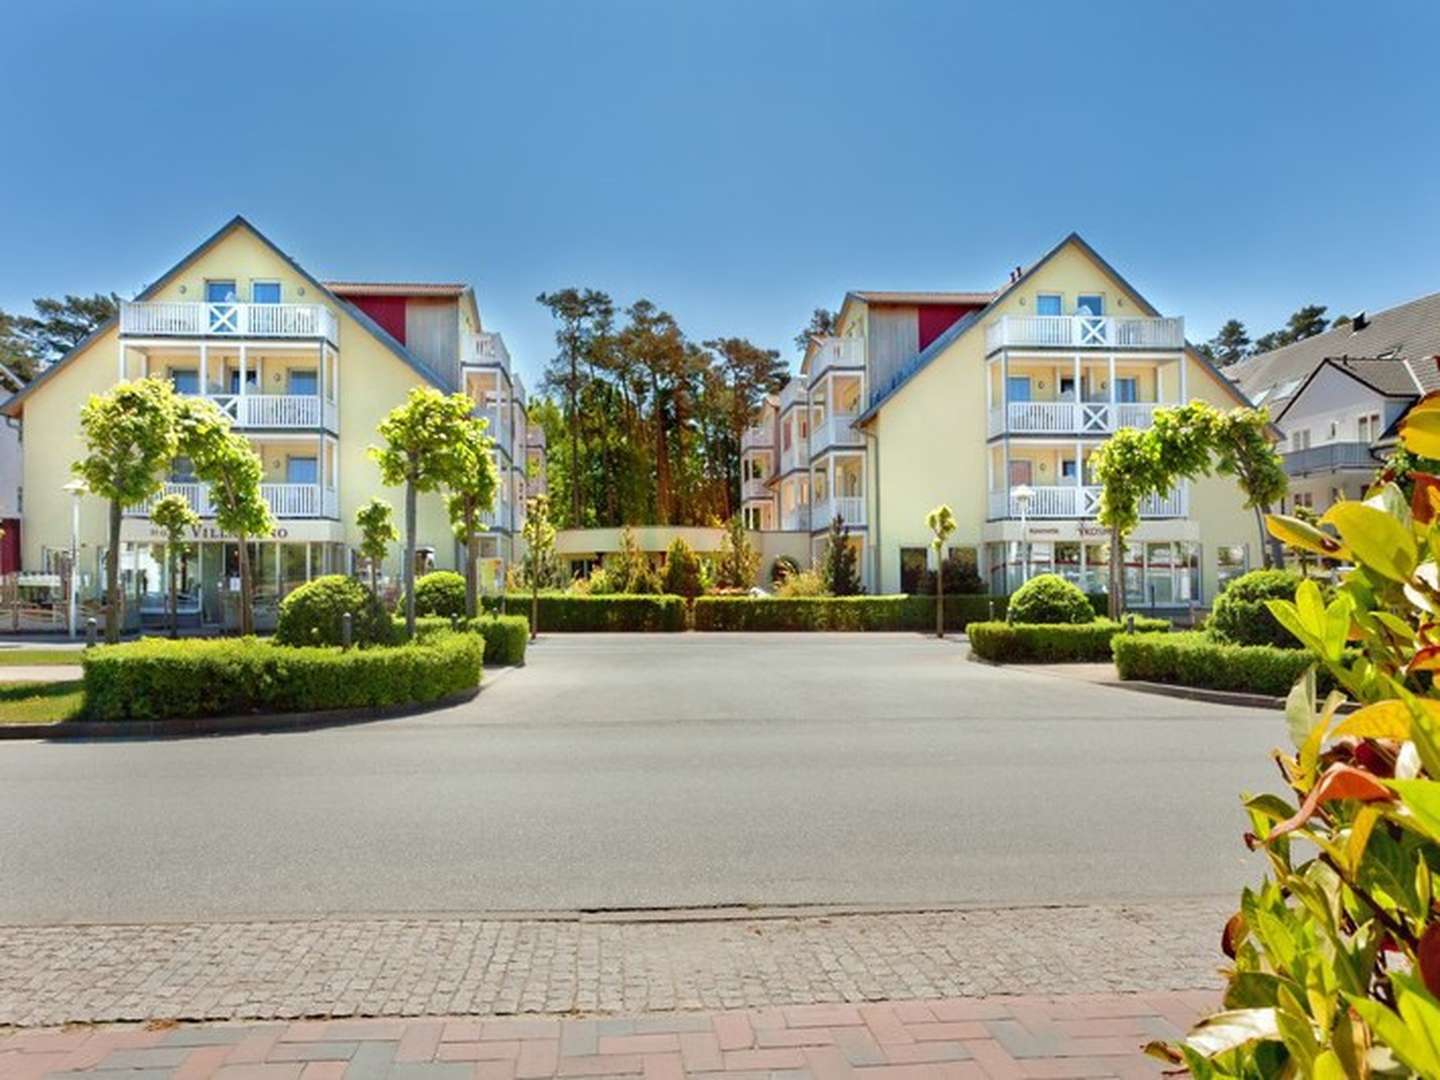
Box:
3;1;1439;389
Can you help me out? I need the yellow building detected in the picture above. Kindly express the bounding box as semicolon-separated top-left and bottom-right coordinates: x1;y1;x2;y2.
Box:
772;233;1262;606
2;216;543;630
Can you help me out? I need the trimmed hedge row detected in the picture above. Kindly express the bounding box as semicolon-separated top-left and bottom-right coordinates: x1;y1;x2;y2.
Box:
692;595;1007;632
412;614;529;666
968;618;1170;663
1111;631;1341;697
482;594;686;632
83;632;482;722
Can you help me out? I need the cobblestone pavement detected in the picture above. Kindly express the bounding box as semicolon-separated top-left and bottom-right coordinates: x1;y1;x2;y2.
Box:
0;901;1229;1028
0;992;1210;1079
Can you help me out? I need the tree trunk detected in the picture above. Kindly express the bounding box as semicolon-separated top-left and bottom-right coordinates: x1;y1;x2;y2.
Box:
1253;504;1270;569
404;479;418;638
569;352;581;528
370;556;379;600
105;499;122;643
168;544;178;640
465;516;479;619
1108;522;1123;621
530;579;539;642
237;536;254;636
654;389;672;525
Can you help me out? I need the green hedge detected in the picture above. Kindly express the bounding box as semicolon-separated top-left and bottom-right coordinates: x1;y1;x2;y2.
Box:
692;594;1007;632
968;618;1170;663
83;633;482;722
482;594;685;632
413;614;529;665
1111;631;1342;697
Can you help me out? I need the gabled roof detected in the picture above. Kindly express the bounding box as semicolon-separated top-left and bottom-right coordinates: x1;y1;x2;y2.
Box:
1226;291;1440;408
847;290;996;306
854;232;1253;424
325;281;467;296
2;215;449;417
1273;354;1440;426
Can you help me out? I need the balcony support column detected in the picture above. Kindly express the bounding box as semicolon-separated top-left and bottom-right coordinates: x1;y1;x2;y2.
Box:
239;345;248;407
199;343;208;397
1107;354;1116;421
1072;353;1081;429
1075;438;1084;509
1178;352;1188;405
1001;350;1010;427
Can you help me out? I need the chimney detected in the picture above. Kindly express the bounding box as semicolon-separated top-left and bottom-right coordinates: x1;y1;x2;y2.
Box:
1352;311;1369;332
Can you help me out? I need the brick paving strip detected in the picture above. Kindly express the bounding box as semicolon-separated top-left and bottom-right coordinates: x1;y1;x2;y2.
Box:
0;993;1210;1078
0;901;1227;1029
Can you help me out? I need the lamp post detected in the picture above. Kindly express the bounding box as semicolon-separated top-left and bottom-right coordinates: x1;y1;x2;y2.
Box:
61;478;86;639
1012;483;1034;586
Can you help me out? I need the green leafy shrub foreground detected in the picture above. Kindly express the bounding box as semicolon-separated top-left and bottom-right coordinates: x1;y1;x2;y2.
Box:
482;593;685;632
1006;573;1095;625
1207;568;1311;648
413;614;528;666
693;595;1006;632
275;574;394;648
83;633;482;721
412;571;468;619
968;618;1168;663
1112;630;1343;697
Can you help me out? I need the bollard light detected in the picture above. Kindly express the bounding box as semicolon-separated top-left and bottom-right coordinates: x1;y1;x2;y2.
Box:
85;616;98;648
341;612;353;651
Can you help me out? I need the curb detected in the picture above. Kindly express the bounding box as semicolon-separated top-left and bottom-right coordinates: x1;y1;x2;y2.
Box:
1106;679;1358;713
0;686;481;741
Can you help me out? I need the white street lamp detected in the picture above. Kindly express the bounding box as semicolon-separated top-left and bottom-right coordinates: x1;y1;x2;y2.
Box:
61;478;86;639
1012;483;1035;586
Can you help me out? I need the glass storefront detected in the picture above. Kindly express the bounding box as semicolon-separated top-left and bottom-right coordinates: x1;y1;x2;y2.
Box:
985;539;1202;607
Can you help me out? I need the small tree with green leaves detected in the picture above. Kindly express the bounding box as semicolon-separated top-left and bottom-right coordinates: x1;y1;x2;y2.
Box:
820;514;863;596
715;515;760;589
150;493;198;639
1209;406;1289;568
355;498;398;600
445;416;500;618
73;377;180;642
371;388;473;638
662;536;703;599
521;492;556;640
179;400;272;636
925;504;957;637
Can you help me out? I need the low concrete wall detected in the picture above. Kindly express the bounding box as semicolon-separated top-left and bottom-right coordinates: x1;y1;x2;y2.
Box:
554;526;814;588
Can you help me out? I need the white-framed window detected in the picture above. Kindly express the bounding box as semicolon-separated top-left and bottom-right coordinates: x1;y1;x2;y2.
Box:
251;280;281;304
1358;413;1381;442
1036;293;1062;316
1328;420;1339;439
1291;429;1312;450
1217;544;1248;591
1076;294;1104;316
287;368;318;396
168;367;199;395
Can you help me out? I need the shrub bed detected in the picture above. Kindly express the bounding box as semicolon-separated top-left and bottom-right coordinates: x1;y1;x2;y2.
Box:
1111;630;1346;697
693;595;1006;632
1207;568;1313;647
275;574;393;648
413;571;468;619
1006;573;1095;624
413;614;529;665
83;633;482;722
483;593;685;632
968;618;1169;663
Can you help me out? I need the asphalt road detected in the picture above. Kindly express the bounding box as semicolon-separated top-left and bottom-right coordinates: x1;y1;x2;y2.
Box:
0;633;1282;923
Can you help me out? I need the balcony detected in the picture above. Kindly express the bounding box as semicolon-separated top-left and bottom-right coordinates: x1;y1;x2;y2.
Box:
120;301;338;343
811;412;862;454
985;314;1184;354
780;505;811;532
465;331;512;373
481;503;513;531
1283;441;1376;476
986;485;1184;520
476;405;513;453
779;438;808;474
811;494;865;528
128;482;339;519
986;401;1160;437
204;393;337;431
742;477;771;501
808;336;865;379
740;423;772;451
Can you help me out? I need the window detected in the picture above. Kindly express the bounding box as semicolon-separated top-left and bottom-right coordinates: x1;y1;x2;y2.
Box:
1292;491;1315;510
1217;545;1248;592
228;368;259;394
1328;421;1339;440
287;369;318;396
899;548;928;593
286;456;318;485
1061;458;1078;479
252;281;281;304
1076;294;1104;316
1036;294;1062;316
168;368;199;395
170;456;198;482
1115;377;1138;403
1291;428;1311;450
206;280;238;333
1358;413;1381;442
205;280;237;303
1006;376;1032;402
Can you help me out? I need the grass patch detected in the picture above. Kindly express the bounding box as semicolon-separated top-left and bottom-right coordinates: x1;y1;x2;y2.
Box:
0;680;85;725
0;649;86;667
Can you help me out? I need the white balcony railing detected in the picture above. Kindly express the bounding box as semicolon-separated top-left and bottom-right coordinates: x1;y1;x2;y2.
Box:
205;394;337;430
742;477;771;501
811;412;862;454
476;406;513;454
780;439;808;474
120;301;339;343
986;401;1160;436
986;485;1185;520
808;336;865;379
985;314;1185;354
740;424;772;451
811;494;865;528
127;482;339;519
466;331;512;373
780;505;811;532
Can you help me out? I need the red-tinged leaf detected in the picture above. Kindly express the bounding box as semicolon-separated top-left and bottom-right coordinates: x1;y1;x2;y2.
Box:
1414;474;1440;524
1222;911;1245;959
1411;647;1440;674
1420;924;1440;998
1266;763;1395;841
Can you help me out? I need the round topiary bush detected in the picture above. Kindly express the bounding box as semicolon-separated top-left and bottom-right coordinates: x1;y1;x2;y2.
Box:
1007;573;1094;625
1208;568;1315;648
413;570;467;618
275;574;393;647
